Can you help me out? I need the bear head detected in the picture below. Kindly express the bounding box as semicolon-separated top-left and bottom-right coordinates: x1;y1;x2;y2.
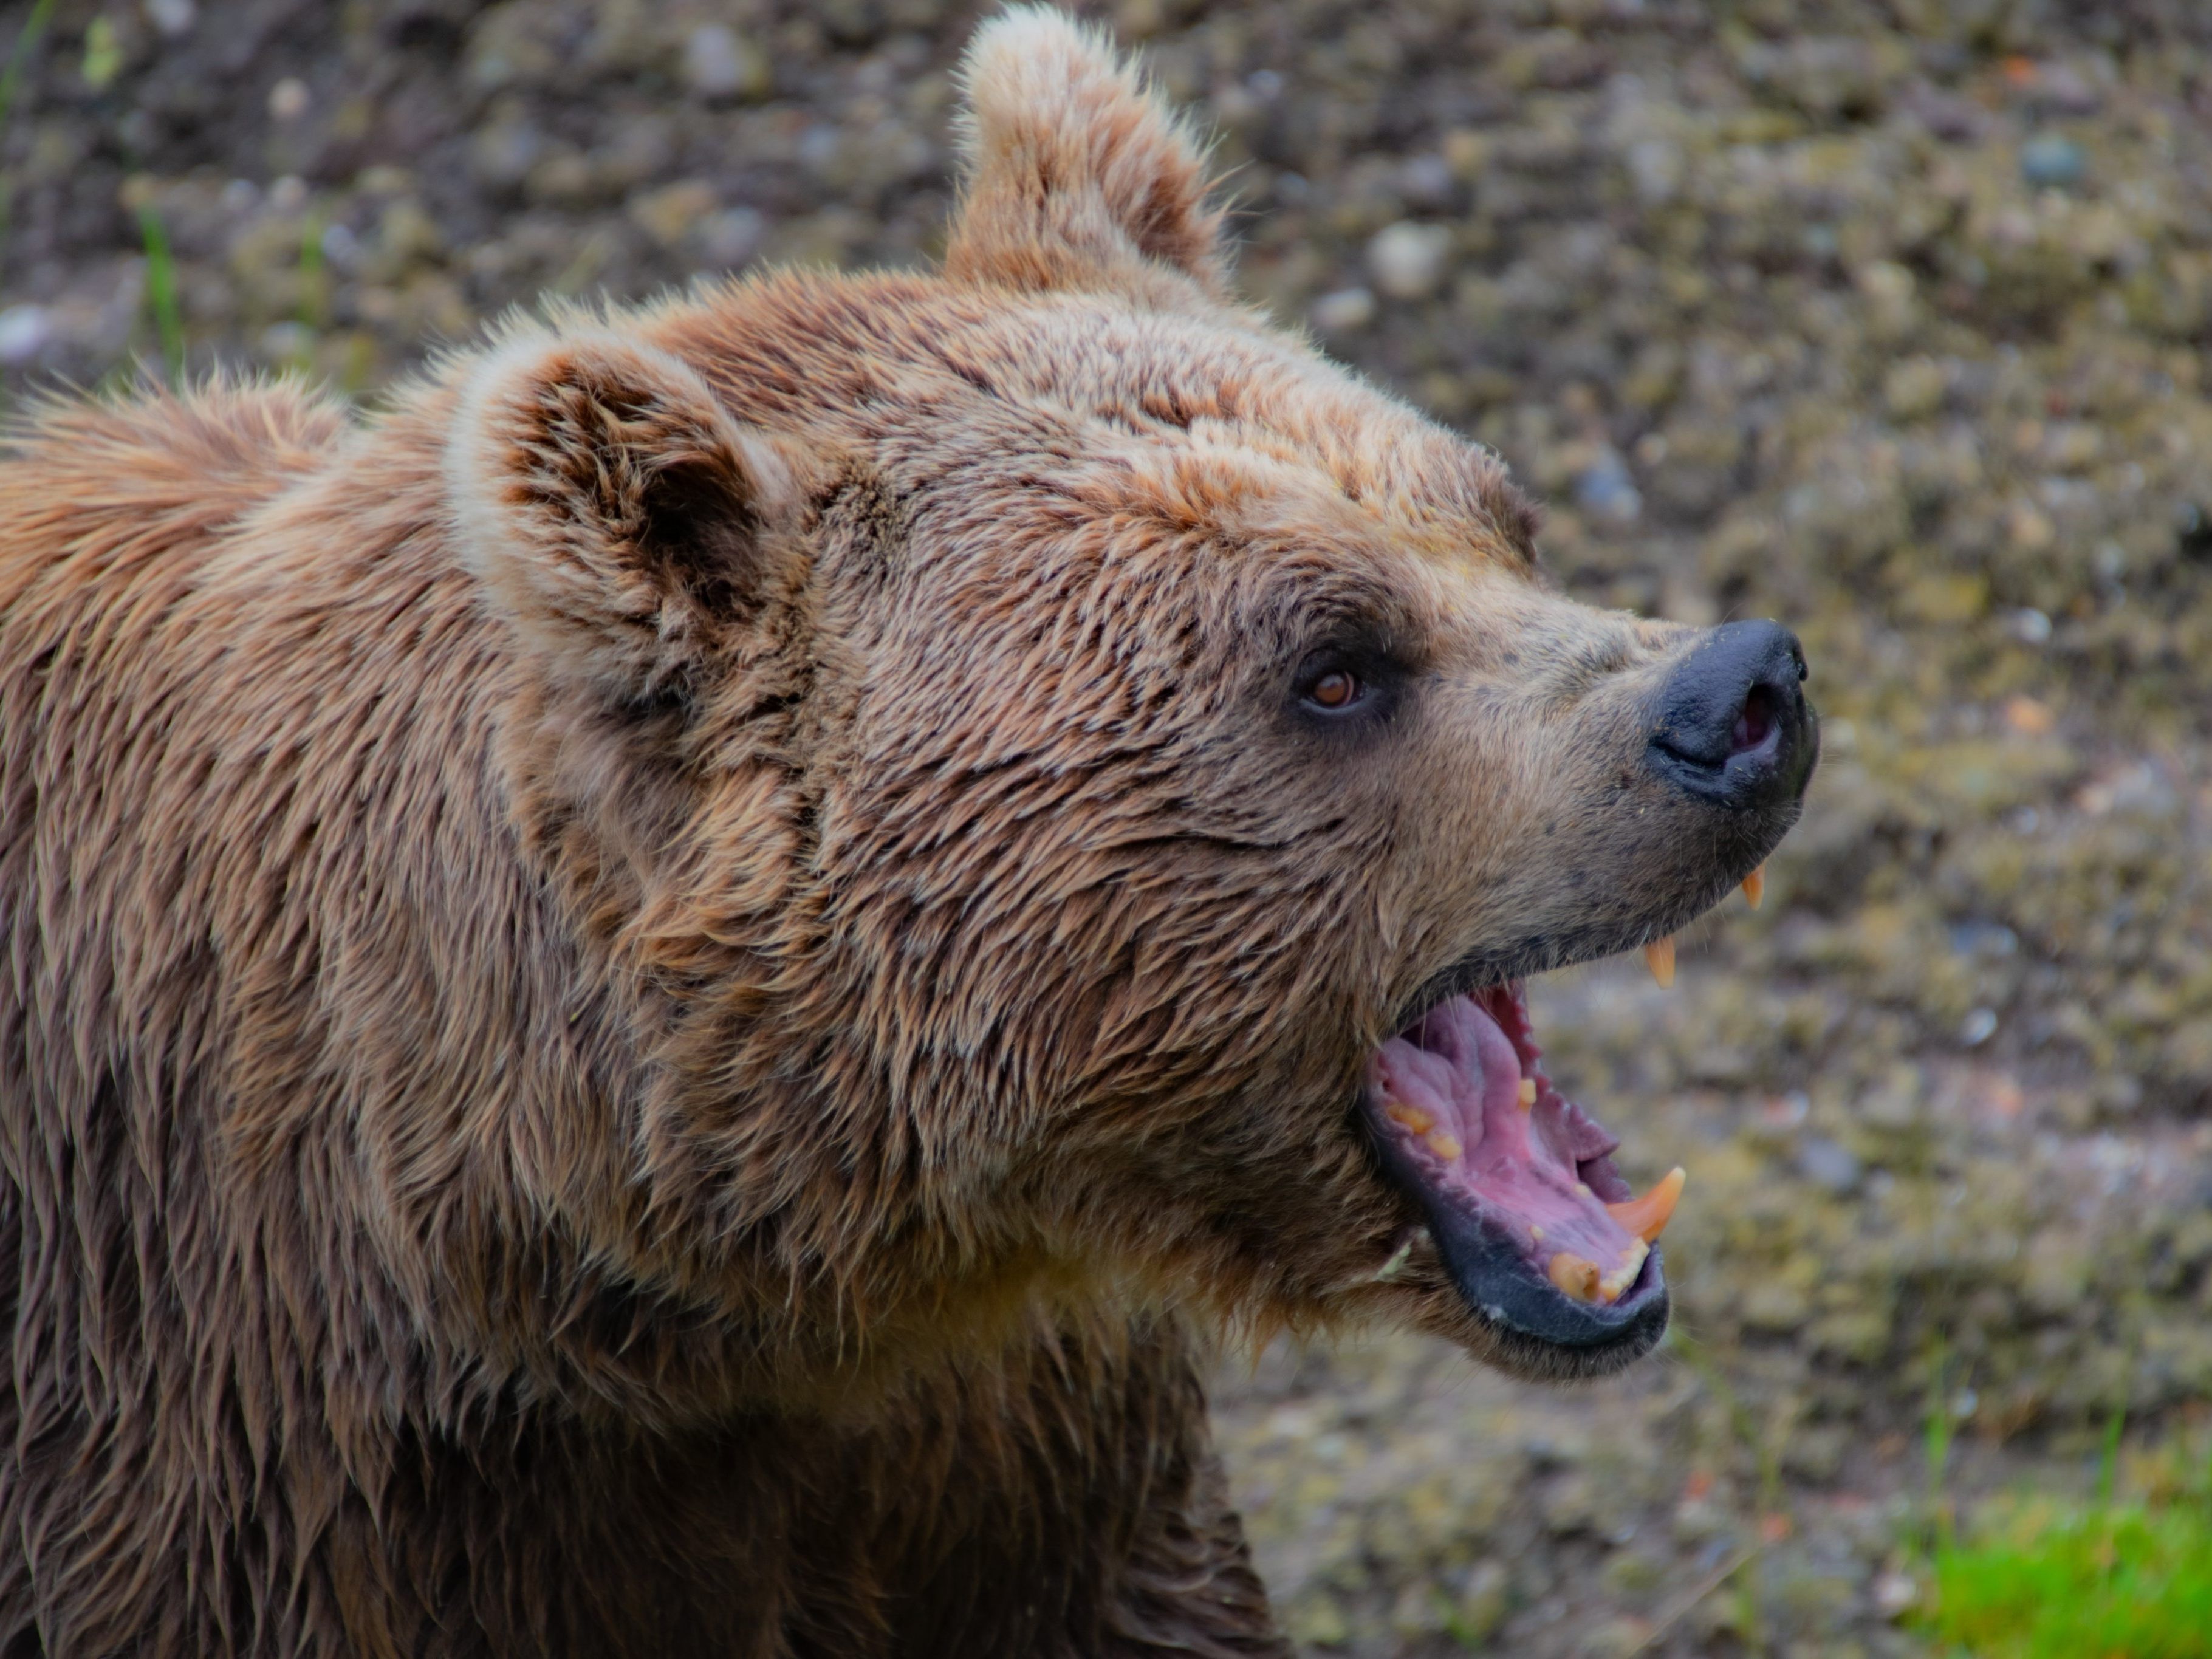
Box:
443;7;1816;1395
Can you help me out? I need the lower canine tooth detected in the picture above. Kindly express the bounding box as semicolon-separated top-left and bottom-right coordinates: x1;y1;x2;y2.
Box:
1605;1166;1686;1243
1742;865;1765;909
1645;937;1676;988
1547;1251;1602;1302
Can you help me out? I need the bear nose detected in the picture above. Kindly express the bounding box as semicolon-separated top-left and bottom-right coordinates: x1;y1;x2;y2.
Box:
1646;620;1816;810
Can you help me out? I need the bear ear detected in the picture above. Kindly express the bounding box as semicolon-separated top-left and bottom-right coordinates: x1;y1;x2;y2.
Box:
943;5;1230;297
448;330;797;706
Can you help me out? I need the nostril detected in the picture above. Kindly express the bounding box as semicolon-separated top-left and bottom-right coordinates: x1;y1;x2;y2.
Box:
1731;684;1777;757
1647;618;1813;806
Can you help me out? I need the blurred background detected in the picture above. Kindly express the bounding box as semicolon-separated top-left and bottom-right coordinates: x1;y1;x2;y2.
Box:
5;0;2212;1652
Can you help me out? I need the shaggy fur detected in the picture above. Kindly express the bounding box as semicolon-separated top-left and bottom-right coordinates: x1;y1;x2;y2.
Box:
1;12;1777;1655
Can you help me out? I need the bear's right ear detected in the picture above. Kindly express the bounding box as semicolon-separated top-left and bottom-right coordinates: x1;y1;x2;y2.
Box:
447;330;797;706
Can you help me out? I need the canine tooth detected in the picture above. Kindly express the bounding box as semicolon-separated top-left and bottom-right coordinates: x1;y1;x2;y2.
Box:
1605;1166;1686;1243
1598;1239;1650;1302
1385;1101;1436;1135
1742;865;1766;909
1644;936;1676;988
1425;1130;1464;1161
1547;1251;1602;1302
1517;1076;1538;1109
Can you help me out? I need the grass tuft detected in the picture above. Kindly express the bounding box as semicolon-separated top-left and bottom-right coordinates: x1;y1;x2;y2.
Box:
1918;1429;2212;1659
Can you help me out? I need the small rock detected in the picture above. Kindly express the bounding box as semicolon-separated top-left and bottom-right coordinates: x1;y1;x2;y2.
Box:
629;181;720;251
470;118;545;193
700;207;767;270
1574;448;1642;524
1397;153;1456;208
1882;356;1946;420
2031;62;2104;117
1741;1280;1811;1333
466;2;562;92
685;24;769;101
1310;287;1377;333
1366;221;1450;301
1871;1570;1918;1617
1626;138;1682;207
145;0;195;36
1798;1137;1863;1195
2021;134;2086;190
259;321;313;364
0;305;52;366
267;77;309;122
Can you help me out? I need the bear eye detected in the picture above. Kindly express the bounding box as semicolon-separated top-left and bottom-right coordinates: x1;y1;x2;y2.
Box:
1303;668;1365;713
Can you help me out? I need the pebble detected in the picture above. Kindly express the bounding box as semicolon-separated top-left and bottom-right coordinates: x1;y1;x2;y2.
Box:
267;78;309;123
1797;1137;1864;1195
684;24;769;102
1574;449;1642;523
0;305;51;366
1365;221;1450;301
2020;133;2087;189
1309;286;1377;333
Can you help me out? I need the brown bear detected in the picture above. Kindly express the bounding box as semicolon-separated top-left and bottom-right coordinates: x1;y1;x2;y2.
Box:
0;10;1815;1655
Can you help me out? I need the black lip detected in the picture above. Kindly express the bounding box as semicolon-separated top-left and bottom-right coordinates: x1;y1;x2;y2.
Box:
1368;1123;1669;1353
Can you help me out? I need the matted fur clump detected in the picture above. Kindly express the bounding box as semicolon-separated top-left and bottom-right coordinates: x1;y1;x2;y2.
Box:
0;10;1810;1655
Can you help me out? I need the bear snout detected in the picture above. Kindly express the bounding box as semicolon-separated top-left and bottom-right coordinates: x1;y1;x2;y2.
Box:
1644;618;1818;816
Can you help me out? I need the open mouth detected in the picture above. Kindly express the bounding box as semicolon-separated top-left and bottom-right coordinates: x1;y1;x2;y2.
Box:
1361;980;1683;1353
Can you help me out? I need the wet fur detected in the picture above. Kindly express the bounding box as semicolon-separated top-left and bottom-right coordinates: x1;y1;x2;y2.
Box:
0;11;1750;1655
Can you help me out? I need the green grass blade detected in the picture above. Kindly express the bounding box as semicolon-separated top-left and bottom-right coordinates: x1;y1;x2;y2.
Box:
137;201;185;385
0;0;58;128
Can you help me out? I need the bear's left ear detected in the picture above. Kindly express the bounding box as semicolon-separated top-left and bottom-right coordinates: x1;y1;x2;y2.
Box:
944;5;1230;297
447;330;799;707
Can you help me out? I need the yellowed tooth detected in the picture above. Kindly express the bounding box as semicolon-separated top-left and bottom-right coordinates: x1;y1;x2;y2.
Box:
1598;1238;1650;1303
1547;1251;1602;1302
1742;864;1766;909
1425;1130;1464;1161
1605;1166;1686;1244
1517;1076;1538;1110
1385;1101;1436;1135
1645;936;1677;988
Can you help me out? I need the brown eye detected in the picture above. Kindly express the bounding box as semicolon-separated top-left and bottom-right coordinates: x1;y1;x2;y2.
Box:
1307;669;1363;710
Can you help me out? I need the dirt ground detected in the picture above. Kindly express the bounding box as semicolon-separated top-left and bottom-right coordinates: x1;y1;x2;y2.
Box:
7;1;2212;1652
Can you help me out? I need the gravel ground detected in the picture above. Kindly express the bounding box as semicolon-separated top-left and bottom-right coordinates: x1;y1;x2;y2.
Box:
9;1;2212;1652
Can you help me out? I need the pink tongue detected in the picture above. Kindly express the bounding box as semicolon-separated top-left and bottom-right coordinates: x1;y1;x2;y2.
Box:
1379;996;1525;1147
1368;996;1642;1273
